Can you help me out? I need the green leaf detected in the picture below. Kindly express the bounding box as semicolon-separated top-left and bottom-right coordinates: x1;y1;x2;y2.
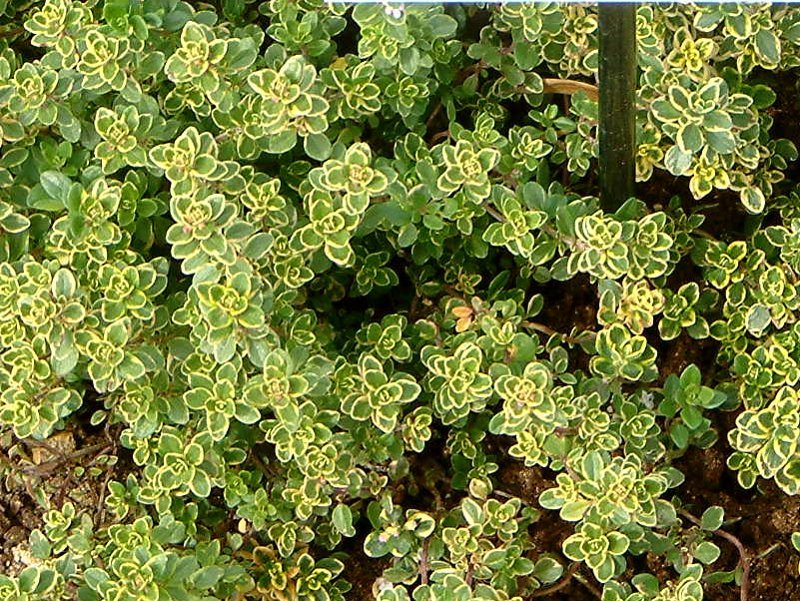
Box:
268;129;297;154
191;566;224;589
56;106;81;142
700;506;724;531
514;42;541;71
243;232;273;259
399;47;420;76
332;504;355;536
741;187;765;214
670;423;689;449
755;29;780;65
706;130;736;154
191;471;212;497
677;124;703;153
28;186;65;212
747;84;776;109
694;540;721;564
428;14;458;37
304;132;332;161
682;405;703;430
29;530;51;560
83;568;109;590
652;99;681;122
560;500;589;521
0;212;30;233
40;171;72;203
234;401;260;424
461;498;482;525
18;567;40;593
745;304;771;337
52;269;77;298
532;557;563;584
664;145;692;175
397;223;417;247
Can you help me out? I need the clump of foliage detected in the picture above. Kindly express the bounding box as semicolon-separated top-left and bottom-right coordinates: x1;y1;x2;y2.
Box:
1;1;800;600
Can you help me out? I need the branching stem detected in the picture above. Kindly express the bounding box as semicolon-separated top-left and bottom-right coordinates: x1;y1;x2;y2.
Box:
520;320;593;345
680;509;750;601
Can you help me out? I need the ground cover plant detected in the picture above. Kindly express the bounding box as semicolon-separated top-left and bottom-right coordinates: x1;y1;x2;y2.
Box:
5;1;800;600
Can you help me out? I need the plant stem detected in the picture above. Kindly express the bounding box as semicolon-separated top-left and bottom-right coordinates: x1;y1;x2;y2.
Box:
598;2;637;211
419;538;430;585
574;571;603;599
0;26;24;38
531;562;579;597
520;320;592;345
680;509;750;601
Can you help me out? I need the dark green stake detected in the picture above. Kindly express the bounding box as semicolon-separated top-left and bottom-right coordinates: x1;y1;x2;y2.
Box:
598;2;637;212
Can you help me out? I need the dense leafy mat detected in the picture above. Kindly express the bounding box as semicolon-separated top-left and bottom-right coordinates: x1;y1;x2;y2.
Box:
3;1;800;600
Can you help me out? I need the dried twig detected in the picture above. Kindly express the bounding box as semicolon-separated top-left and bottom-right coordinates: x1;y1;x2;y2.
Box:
465;557;474;587
23;438;66;461
22;443;109;476
542;78;599;102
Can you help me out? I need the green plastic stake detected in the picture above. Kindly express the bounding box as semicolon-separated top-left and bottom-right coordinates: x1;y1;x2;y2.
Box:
598;2;637;212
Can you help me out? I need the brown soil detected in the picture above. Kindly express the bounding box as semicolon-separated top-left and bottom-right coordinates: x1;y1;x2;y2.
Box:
671;443;800;601
535;272;598;375
538;273;599;336
655;330;720;386
499;462;599;600
342;446;800;600
343;546;391;600
0;423;123;576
